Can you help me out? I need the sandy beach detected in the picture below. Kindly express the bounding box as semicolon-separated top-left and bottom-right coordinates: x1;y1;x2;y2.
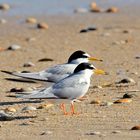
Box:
0;1;140;139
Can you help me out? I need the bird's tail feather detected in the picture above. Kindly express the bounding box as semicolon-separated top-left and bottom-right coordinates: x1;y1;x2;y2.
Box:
1;70;48;81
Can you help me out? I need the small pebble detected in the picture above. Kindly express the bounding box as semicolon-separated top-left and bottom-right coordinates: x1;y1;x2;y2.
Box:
101;83;113;87
0;19;7;24
90;2;102;13
0;110;15;121
90;7;101;12
123;93;137;99
93;85;103;89
37;103;54;109
7;44;21;50
123;30;130;33
112;41;120;45
120;40;126;44
21;71;31;73
106;7;118;13
26;37;36;42
23;62;35;67
115;77;136;84
87;26;97;31
20;122;33;126
90;2;97;9
10;88;25;92
38;58;54;62
26;17;37;24
22;106;37;112
80;29;88;33
131;71;138;75
41;131;53;135
37;23;48;29
0;47;6;52
4;107;16;113
90;100;101;104
114;99;132;104
112;130;121;134
101;33;111;37
0;3;10;10
131;125;140;130
135;55;140;59
86;131;101;135
74;8;88;13
101;102;113;106
80;26;97;33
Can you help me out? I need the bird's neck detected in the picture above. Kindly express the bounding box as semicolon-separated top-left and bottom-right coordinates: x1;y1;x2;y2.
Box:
77;69;93;79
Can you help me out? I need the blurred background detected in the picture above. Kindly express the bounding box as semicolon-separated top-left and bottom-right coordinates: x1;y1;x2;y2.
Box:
0;0;139;16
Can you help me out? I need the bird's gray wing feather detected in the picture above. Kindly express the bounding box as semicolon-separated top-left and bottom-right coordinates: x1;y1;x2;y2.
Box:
46;64;75;75
17;87;58;99
1;64;76;82
12;72;49;81
40;64;76;82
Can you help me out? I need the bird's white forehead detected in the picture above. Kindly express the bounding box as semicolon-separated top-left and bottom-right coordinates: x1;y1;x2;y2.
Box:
89;64;96;69
83;53;90;57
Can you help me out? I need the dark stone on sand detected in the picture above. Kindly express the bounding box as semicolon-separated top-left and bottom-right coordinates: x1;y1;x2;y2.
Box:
0;3;10;10
80;29;88;33
10;88;25;92
38;58;54;62
7;44;21;50
21;71;31;73
123;93;137;99
115;78;135;84
131;125;140;130
23;62;35;67
135;55;140;59
87;26;97;31
37;23;48;29
0;111;15;121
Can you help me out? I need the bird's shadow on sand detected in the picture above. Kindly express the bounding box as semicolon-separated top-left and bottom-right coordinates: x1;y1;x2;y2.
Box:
5;78;37;83
15;115;37;120
0;100;43;106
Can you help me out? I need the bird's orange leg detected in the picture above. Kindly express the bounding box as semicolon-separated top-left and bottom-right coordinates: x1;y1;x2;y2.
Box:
60;103;69;115
70;102;81;115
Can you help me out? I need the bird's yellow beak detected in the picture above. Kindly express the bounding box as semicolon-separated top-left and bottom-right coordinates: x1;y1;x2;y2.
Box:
94;69;106;75
88;57;103;62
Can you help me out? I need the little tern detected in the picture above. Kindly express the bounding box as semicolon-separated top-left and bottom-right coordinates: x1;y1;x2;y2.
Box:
17;62;106;115
1;50;102;83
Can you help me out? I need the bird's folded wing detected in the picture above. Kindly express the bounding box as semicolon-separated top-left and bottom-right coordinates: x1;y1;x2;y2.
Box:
17;87;58;99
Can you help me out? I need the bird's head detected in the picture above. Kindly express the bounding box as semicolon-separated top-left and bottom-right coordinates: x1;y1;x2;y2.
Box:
68;50;103;64
74;63;106;77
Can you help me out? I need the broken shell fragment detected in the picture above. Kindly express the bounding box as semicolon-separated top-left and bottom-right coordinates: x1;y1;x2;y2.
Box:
114;99;132;104
26;17;37;24
106;7;118;13
37;103;54;109
0;3;10;10
131;125;140;130
5;107;16;113
37;23;48;29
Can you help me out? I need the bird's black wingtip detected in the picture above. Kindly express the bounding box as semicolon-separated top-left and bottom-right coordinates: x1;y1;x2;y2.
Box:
1;70;13;75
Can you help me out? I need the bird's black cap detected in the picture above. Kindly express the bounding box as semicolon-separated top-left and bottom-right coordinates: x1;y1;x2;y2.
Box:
74;63;95;73
68;50;88;63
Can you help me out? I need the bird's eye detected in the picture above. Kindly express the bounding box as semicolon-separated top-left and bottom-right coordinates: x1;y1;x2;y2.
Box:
82;55;88;58
83;54;89;58
88;65;94;70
